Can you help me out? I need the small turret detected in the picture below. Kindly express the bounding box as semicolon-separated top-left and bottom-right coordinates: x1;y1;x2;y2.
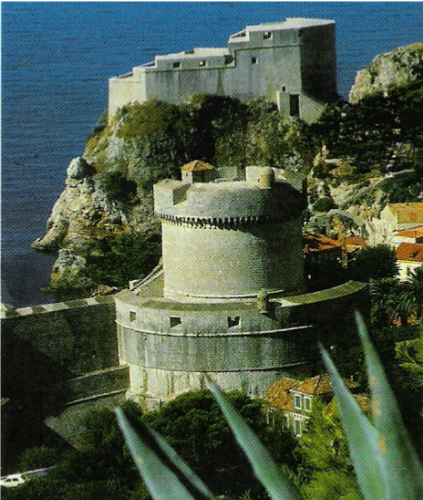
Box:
259;167;275;189
181;160;216;184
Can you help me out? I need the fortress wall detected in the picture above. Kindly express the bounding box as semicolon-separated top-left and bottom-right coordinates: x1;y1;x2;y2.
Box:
1;298;128;463
300;23;337;99
143;66;231;104
126;365;312;410
1;297;119;404
109;74;147;121
117;324;313;373
161;218;304;301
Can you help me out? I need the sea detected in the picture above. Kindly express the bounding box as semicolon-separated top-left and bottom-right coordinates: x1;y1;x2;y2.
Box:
2;2;423;307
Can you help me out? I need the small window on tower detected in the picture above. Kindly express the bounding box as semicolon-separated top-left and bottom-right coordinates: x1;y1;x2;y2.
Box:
228;316;240;328
199;60;206;67
170;316;182;328
263;31;272;40
173;61;181;69
129;311;136;322
251;57;258;65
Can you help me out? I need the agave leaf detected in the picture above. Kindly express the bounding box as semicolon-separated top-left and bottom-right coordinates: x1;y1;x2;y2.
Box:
206;379;302;500
115;407;215;500
320;346;387;500
355;311;423;499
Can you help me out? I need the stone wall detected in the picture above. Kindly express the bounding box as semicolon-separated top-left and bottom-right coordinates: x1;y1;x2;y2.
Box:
1;296;128;468
108;19;336;122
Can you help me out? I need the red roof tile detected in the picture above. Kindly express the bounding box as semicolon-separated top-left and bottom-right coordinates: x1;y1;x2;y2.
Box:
396;243;423;262
387;203;423;224
396;226;423;239
180;160;215;172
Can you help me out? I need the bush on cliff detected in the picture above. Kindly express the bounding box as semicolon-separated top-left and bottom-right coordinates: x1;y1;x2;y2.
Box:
82;233;161;288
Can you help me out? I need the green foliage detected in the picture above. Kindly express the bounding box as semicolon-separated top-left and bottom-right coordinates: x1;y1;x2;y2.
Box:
351;245;398;282
100;170;138;203
89;95;316;199
310;80;423;176
18;446;59;472
82;233;161;288
312;196;337;213
380;172;423;203
296;398;359;492
142;389;292;497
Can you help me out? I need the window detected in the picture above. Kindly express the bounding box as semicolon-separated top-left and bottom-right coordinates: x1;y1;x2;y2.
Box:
263;31;272;40
251;57;258;65
228;316;240;328
294;418;302;436
129;311;136;322
294;394;302;410
304;396;312;412
199;60;206;67
224;55;234;65
282;86;286;92
283;414;290;429
170;316;182;328
173;61;181;69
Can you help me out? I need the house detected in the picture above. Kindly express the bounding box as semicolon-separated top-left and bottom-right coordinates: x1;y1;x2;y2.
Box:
391;226;423;247
366;203;423;246
395;242;423;281
264;375;361;436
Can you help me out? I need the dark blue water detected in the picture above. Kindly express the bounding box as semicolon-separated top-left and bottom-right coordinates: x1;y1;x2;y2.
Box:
2;2;423;307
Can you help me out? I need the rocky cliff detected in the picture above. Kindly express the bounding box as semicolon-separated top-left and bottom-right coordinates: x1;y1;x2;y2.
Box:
349;43;423;103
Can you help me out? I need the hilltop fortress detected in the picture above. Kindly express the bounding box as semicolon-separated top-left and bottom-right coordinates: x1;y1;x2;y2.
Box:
109;18;337;123
116;163;367;409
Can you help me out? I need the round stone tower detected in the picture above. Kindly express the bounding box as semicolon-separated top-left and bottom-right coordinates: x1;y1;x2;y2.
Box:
115;162;368;409
154;163;306;303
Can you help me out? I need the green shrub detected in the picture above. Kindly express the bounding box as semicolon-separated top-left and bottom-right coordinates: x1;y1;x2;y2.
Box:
313;196;337;213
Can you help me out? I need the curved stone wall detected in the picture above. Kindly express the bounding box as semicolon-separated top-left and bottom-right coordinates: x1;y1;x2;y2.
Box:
161;216;305;301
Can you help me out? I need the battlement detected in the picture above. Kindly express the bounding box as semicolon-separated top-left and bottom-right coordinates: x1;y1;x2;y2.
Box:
154;165;305;224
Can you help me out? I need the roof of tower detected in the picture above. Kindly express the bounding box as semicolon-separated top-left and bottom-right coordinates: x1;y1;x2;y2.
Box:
180;160;215;172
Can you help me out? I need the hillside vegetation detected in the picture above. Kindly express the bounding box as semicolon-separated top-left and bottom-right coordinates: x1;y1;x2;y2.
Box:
36;44;423;293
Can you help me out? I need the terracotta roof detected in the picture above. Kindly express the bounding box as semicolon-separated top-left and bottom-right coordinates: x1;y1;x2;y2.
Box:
386;203;423;224
303;234;342;253
180;160;215;172
263;378;300;412
345;236;367;249
396;242;423;262
396;226;423;239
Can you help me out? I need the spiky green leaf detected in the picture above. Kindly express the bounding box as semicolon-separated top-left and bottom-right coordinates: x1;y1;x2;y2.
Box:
115;407;215;500
321;346;387;499
355;311;423;499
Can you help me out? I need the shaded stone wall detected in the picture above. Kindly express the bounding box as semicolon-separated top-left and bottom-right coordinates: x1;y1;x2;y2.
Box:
1;297;127;468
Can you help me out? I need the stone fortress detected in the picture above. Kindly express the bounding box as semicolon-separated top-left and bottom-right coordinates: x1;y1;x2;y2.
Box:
116;162;367;410
1;17;365;462
109;18;337;123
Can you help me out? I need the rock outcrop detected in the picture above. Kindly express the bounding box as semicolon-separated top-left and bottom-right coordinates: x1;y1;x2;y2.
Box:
349;43;423;103
32;157;127;255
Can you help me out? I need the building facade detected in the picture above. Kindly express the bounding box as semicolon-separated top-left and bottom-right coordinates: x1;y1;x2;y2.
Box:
109;18;337;123
115;163;367;410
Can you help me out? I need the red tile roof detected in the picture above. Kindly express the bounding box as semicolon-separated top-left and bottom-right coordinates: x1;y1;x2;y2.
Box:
263;378;300;412
396;226;423;239
345;236;367;249
387;203;423;224
180;160;215;172
264;375;360;411
396;243;423;262
303;234;342;253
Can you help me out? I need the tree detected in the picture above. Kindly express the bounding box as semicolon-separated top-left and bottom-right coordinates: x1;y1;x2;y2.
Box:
143;389;296;498
19;445;58;472
351;244;398;282
296;398;362;499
